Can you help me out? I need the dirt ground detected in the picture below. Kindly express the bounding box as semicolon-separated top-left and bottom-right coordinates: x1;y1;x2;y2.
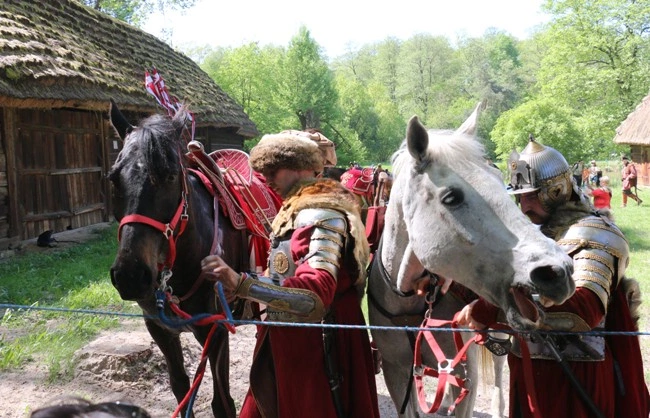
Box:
0;223;501;417
0;321;501;418
5;225;649;417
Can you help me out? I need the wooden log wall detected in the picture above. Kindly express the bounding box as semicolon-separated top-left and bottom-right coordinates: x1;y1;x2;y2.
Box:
630;145;649;187
5;107;109;242
0;110;10;246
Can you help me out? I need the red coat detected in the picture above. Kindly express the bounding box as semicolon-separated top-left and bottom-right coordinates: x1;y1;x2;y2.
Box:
240;181;380;418
473;285;649;418
591;187;611;209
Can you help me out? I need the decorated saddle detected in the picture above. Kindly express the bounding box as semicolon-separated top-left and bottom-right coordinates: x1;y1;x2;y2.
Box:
186;141;282;270
340;167;375;202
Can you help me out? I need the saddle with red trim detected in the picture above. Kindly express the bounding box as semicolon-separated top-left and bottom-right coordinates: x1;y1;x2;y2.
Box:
186;142;281;235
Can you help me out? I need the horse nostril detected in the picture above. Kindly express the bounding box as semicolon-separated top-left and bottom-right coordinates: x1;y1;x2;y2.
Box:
530;265;564;285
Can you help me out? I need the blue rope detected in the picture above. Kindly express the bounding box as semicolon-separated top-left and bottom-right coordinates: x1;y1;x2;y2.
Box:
1;303;649;337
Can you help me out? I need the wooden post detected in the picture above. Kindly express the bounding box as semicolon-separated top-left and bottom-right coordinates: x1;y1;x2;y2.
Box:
3;107;21;239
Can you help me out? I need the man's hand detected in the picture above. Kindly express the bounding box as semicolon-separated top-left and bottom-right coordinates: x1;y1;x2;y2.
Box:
456;300;487;330
412;274;451;297
201;255;241;302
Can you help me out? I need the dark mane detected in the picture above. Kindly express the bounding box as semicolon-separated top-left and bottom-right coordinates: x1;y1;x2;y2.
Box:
116;112;187;183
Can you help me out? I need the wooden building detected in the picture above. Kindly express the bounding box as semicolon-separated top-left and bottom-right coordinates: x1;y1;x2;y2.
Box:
0;1;258;247
613;92;650;187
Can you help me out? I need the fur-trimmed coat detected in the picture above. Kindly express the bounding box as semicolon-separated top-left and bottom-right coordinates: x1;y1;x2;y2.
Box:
240;178;380;418
473;197;649;418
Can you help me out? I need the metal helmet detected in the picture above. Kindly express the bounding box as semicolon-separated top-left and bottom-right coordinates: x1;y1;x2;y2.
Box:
508;134;574;210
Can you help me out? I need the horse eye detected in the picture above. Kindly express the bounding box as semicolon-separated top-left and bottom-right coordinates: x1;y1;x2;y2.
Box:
441;188;464;206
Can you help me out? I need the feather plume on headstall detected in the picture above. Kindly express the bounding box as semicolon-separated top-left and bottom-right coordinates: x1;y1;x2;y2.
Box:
144;68;195;142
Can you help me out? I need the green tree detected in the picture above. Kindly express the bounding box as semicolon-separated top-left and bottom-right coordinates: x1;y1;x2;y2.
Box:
374;38;402;103
537;0;650;153
491;98;583;162
396;34;459;126
276;27;340;133
201;43;286;141
78;0;196;26
455;31;528;158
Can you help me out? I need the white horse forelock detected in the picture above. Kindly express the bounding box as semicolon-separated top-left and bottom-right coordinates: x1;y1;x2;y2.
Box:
391;128;500;182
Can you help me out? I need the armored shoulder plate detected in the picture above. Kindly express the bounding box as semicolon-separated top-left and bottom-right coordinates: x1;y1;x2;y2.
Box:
556;215;629;312
295;208;348;278
295;208;347;234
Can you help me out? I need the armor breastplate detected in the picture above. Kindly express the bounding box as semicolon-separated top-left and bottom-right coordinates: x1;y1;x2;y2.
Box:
512;324;606;362
263;208;346;321
268;233;297;285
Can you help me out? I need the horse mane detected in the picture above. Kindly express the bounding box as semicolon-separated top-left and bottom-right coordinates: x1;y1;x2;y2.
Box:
391;129;490;178
122;109;190;182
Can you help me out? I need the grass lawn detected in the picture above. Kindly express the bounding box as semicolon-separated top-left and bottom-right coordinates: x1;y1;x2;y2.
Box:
1;175;649;383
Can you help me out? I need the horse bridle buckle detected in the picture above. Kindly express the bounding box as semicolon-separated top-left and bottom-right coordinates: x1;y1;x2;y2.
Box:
159;268;173;292
438;359;454;375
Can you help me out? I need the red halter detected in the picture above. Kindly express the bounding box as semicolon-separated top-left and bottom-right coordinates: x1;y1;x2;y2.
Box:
117;163;190;274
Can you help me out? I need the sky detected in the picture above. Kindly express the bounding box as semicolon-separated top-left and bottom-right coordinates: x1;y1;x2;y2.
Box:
143;0;550;59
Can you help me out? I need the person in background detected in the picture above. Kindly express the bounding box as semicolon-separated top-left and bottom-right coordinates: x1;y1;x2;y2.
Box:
572;159;584;187
586;175;612;210
588;160;601;186
457;136;649;418
201;130;380;418
621;155;642;207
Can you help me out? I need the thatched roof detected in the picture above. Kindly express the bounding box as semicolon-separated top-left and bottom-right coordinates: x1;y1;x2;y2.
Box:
613;92;650;146
0;0;257;137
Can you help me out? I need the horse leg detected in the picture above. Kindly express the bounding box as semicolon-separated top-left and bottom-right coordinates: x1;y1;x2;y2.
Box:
491;353;507;418
203;326;236;418
381;357;421;418
144;319;193;417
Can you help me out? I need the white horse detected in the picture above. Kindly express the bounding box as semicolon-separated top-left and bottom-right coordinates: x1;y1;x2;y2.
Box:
367;103;575;417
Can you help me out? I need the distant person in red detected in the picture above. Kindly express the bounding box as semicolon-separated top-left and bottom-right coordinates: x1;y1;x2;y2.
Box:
586;175;612;209
621;155;642;206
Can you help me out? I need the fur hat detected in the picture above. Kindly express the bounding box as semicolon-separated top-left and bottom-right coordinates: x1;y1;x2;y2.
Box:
250;130;335;174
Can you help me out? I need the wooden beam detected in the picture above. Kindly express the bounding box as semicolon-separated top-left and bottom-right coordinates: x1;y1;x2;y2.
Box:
3;108;21;239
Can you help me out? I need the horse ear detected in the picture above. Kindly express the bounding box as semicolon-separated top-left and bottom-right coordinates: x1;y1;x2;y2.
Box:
172;105;189;138
406;115;429;162
109;99;133;141
455;101;485;137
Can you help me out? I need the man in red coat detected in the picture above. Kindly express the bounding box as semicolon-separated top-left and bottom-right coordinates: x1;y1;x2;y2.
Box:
458;136;649;418
201;130;380;418
621;155;643;206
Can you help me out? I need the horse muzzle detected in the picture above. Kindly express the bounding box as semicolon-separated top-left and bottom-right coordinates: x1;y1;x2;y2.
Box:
110;260;156;301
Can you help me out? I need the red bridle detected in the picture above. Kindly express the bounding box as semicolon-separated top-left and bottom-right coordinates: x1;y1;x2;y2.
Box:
117;162;190;276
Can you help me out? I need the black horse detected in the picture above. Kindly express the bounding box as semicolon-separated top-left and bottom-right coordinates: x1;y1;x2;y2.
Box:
108;101;247;418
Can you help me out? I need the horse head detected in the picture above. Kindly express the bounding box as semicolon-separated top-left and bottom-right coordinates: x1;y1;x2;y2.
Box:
108;100;190;301
385;103;574;330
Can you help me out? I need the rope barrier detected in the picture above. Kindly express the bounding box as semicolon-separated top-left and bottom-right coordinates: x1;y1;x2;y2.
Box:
1;303;648;337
